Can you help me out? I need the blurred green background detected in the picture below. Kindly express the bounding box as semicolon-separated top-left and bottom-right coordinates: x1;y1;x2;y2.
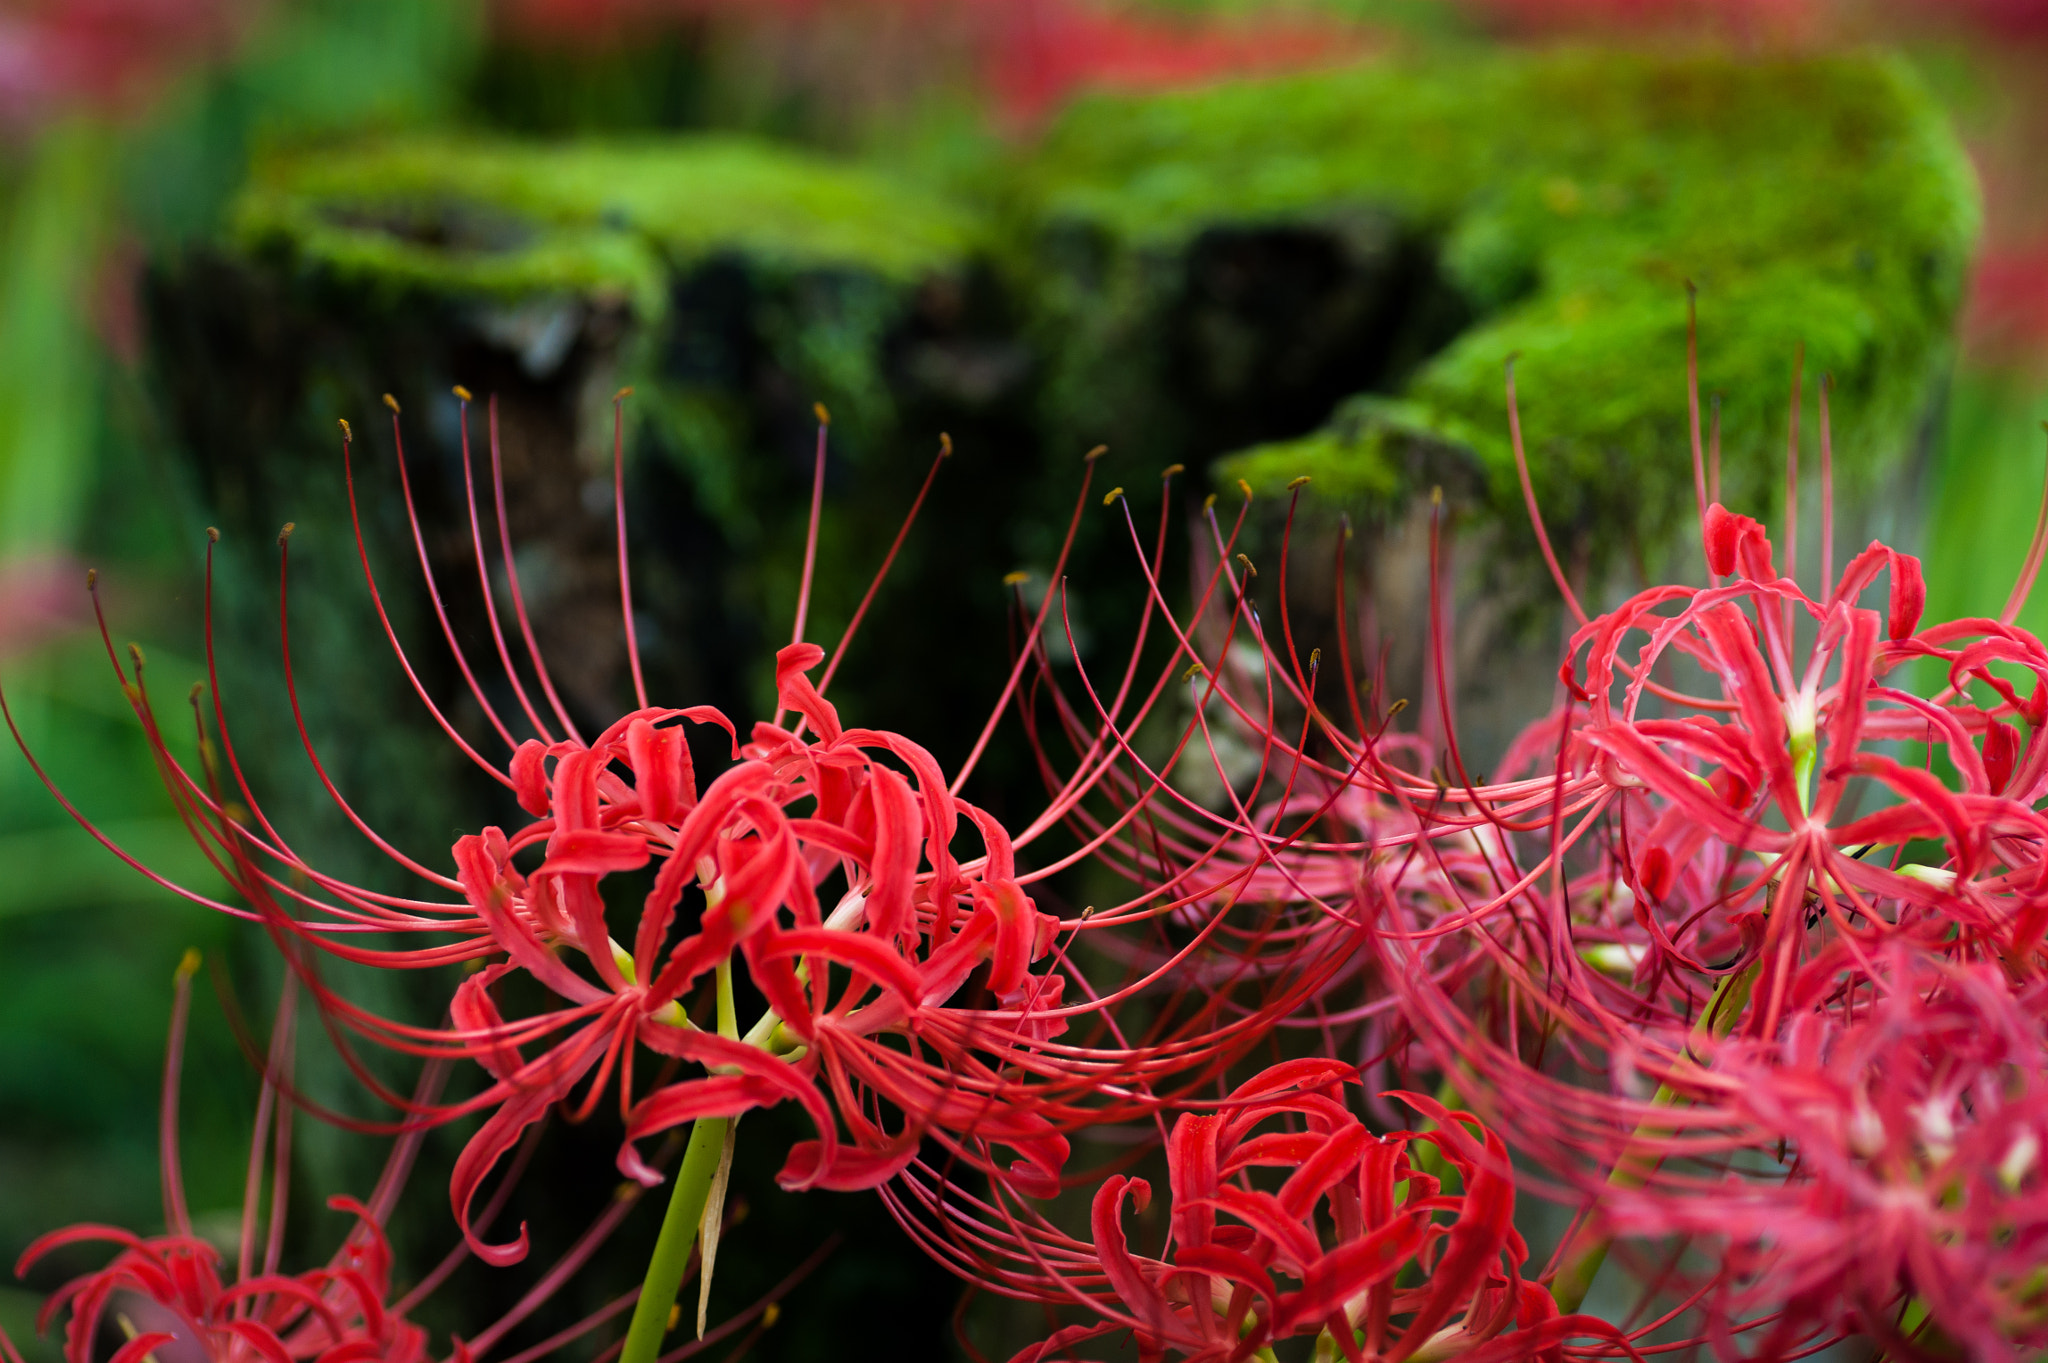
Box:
0;0;2041;1359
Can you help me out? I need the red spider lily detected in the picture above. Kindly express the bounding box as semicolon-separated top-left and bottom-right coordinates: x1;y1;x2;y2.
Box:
1325;363;2048;1323
983;302;2048;1357
401;424;1382;1264
1601;947;2048;1360
441;635;1083;1262
30;273;2048;1362
0;954;793;1363
1;390;1350;1293
1324;345;2035;1045
984;1061;1634;1363
19;1206;430;1363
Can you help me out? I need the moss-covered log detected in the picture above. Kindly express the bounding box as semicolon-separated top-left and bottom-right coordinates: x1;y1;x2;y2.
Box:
1018;48;1978;569
156;133;1047;765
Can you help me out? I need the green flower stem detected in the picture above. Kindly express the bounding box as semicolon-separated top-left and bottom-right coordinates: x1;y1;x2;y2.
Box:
620;1114;730;1363
617;909;861;1360
1551;959;1759;1312
621;959;742;1363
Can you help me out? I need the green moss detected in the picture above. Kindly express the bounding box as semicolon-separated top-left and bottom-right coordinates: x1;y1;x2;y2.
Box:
1228;395;1487;504
1021;48;1979;561
233;133;983;315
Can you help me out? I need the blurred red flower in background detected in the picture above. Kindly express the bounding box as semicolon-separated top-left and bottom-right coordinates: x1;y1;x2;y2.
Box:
0;0;243;130
492;0;1363;123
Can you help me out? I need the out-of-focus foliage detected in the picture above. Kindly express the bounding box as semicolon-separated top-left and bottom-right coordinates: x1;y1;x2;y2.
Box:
0;5;487;1356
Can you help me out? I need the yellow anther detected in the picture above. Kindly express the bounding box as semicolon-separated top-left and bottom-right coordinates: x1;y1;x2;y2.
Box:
1236;553;1256;578
382;393;400;413
1161;463;1185;478
763;1304;780;1329
452;385;473;402
1202;493;1217;511
85;567;96;588
128;642;146;669
1103;487;1124;506
337;417;352;440
615;386;634;401
813;402;831;425
278;522;296;546
206;526;219;543
1002;571;1029;586
1183;661;1206;681
175;947;201;980
1084;444;1108;462
1431;485;1443;506
939;432;953;457
1287;475;1311;490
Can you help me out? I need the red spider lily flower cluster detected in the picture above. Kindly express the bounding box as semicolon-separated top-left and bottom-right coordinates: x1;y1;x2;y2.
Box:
445;635;1079;1261
19;1205;428;1363
5;390;1350;1358
1603;950;2048;1359
0;956;796;1363
14;306;2048;1361
1004;1063;1634;1363
1002;330;2048;1355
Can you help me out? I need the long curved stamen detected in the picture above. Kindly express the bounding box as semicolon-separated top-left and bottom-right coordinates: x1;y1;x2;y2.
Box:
384;397;521;751
1275;477;1314;698
390;1124;547;1315
161;948;201;1241
1785;345;1803;585
236;971;296;1294
279;523;462;889
1819;373;1835;596
950;445;1103;795
818;432;953;696
1709;392;1723;508
457;393;557;744
770;407;833;735
338;419;512;782
1687;283;1709;573
792;406;830;649
1008;468;1185;854
613;388;649;711
487;393;586;743
1507;357;1588;626
1999;423;2048;627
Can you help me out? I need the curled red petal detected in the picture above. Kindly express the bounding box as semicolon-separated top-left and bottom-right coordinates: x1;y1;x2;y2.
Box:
775;643;841;744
